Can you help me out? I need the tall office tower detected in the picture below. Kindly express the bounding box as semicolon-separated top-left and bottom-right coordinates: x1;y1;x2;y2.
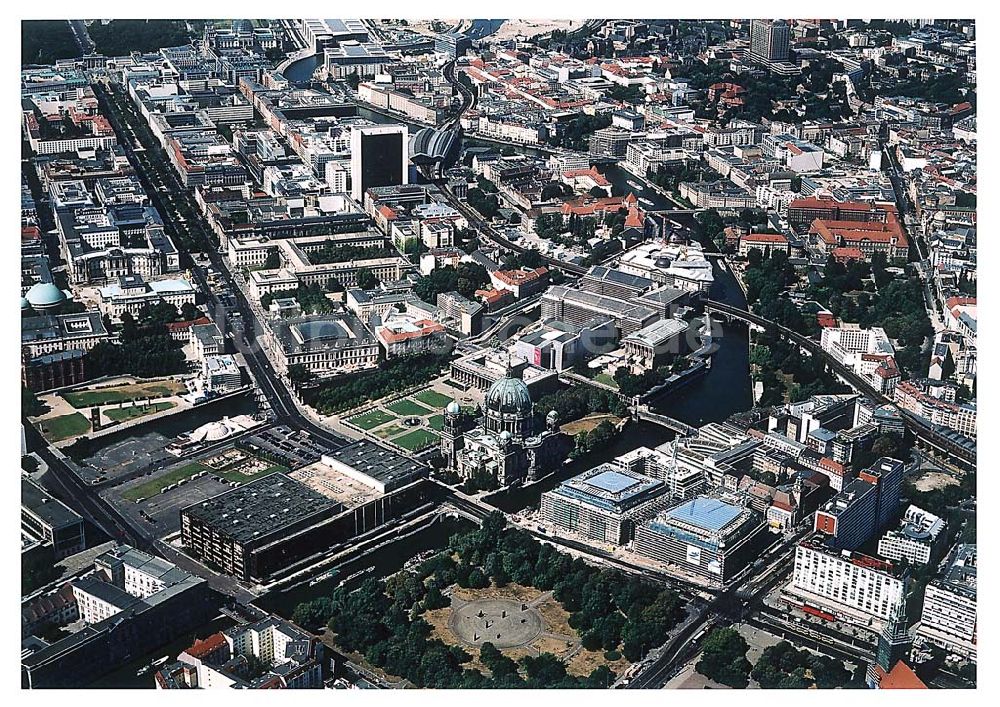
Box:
350;124;408;202
750;19;790;62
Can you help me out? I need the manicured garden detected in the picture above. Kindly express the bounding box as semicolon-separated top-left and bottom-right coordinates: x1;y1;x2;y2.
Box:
394;428;440;452
386;398;433;417
348;409;398;431
413;389;454;409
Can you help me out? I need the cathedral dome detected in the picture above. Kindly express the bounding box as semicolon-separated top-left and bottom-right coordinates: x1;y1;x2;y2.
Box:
446;401;461;415
485;371;532;416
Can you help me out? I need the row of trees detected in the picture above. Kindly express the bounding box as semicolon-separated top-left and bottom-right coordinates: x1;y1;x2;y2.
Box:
302;352;450;414
613;358;689;398
467;187;500;221
292;513;685;687
697;628;862;688
548;114;613;151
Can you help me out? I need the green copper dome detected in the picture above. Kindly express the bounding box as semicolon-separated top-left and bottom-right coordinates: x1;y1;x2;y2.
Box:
485;372;532;416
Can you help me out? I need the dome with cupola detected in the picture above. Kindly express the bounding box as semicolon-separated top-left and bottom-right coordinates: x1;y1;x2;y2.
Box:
485;370;533;416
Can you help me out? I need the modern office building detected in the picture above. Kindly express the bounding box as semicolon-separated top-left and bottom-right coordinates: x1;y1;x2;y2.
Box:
181;473;341;582
320;440;427;494
877;505;947;566
788;538;907;627
350;125;408;201
633;495;768;584
750;19;790;62
812;477;879;550
813;457;903;550
21;477;86;560
916;544;977;660
540;465;671;545
202;354;243;393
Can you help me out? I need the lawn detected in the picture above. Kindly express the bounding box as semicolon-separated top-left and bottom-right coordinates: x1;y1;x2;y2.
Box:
394;428;439;452
385;398;432;417
373;424;406;440
413;389;454;410
105;401;175;423
593;373;619;389
428;414;445;431
39;413;91;442
63;381;185;408
121;462;208;502
348;409;398;431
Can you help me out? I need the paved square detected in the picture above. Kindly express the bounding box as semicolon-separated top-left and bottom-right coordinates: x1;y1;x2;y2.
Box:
448;598;544;649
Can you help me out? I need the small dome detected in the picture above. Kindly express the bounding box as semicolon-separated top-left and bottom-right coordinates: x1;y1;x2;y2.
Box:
446;401;461;415
498;430;513;443
485;371;533;416
25;282;67;309
546;409;559;422
20;297;31;310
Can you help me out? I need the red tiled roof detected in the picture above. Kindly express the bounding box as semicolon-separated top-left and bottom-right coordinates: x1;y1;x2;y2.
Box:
494;267;548;286
165;316;211;333
832;246;863;260
742;232;788;244
184;632;227;660
624;205;644;229
879;661;928;689
562;167;610;186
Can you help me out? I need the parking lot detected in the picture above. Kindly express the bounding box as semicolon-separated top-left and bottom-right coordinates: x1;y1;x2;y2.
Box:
78;431;175;483
241;425;332;470
109;474;233;533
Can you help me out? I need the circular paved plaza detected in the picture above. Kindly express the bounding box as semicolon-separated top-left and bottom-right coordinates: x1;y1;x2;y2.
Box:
448;598;544;649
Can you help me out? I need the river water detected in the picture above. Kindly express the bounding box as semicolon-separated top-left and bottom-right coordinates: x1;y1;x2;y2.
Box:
224;64;752;621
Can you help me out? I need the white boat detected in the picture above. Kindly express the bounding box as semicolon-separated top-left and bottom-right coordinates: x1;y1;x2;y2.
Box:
308;567;340;587
627;180;643;190
639;198;655;207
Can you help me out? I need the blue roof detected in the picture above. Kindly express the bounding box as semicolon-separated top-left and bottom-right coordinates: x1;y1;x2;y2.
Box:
586;469;641;494
664;497;742;532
